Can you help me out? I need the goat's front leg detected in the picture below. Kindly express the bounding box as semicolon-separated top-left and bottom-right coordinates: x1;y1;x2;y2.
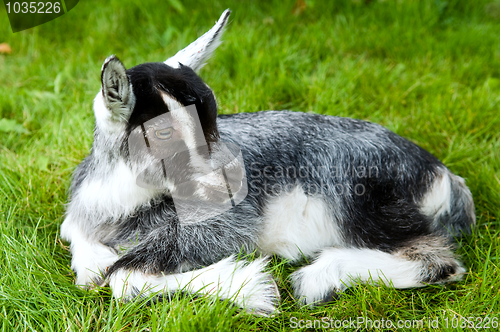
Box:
61;219;119;287
104;219;280;315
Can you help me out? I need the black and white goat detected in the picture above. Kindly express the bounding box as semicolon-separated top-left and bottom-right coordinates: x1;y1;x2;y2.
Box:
61;10;475;315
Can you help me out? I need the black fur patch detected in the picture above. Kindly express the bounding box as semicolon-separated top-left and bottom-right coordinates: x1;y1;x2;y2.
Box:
126;62;219;143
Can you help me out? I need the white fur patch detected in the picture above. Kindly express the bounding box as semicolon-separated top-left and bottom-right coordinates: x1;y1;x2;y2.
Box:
161;94;199;151
420;169;452;221
72;159;159;220
160;94;211;173
291;248;423;305
93;90;134;134
257;186;343;260
60;220;119;286
160;93;231;201
108;256;279;316
94;92;125;133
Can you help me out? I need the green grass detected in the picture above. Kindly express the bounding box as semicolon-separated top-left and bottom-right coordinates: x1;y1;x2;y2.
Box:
1;0;499;330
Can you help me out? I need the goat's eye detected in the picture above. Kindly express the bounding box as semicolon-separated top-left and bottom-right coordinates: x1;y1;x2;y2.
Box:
154;127;174;140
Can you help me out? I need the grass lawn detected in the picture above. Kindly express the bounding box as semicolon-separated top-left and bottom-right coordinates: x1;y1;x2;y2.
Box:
1;0;499;330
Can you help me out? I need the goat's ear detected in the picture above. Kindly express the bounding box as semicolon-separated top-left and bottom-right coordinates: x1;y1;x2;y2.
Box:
165;9;230;72
100;55;135;122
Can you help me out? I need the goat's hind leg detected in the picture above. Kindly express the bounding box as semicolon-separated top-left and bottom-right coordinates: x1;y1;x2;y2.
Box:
291;235;465;305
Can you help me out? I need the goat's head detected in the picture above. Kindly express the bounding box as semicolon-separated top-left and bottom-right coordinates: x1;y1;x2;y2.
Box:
91;10;246;221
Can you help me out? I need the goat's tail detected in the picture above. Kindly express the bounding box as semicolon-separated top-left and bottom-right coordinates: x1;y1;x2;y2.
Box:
427;169;476;238
108;256;280;316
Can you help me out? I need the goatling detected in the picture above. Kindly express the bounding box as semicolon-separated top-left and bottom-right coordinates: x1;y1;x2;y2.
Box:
61;10;475;315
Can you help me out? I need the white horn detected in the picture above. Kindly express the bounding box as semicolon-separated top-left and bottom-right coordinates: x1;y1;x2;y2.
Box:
165;9;231;72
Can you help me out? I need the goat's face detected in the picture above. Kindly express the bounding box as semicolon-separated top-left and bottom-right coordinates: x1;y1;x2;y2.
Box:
91;10;246;215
